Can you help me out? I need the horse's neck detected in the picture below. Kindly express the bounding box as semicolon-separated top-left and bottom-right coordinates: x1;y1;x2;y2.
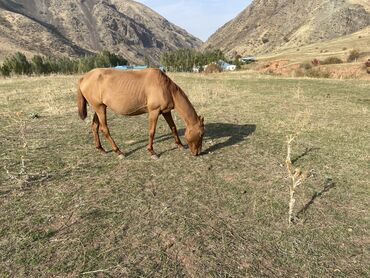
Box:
172;89;198;126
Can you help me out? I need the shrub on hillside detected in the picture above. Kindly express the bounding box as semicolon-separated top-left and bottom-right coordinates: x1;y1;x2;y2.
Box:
311;59;321;66
347;49;360;62
321;57;343;65
300;62;312;70
262;36;269;44
0;63;11;77
365;59;370;68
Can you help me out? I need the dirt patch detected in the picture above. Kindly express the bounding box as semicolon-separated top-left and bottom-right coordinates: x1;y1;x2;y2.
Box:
256;60;301;75
321;63;370;79
255;59;370;79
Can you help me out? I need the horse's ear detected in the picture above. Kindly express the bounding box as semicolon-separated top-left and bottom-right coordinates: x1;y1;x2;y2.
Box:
199;116;204;126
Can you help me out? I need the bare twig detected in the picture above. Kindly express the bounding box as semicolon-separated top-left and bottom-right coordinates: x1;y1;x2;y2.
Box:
4;156;30;187
3;115;48;188
82;267;114;275
285;135;308;226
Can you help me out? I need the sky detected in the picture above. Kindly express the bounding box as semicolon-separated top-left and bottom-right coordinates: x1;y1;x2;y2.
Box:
135;0;252;41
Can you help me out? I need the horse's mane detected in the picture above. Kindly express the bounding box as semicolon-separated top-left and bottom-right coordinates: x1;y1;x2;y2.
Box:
158;70;189;101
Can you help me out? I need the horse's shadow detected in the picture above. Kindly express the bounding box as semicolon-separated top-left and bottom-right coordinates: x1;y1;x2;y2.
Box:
124;122;256;156
200;123;256;154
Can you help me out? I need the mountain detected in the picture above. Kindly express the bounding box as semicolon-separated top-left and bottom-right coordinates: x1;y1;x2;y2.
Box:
0;0;202;64
203;0;370;57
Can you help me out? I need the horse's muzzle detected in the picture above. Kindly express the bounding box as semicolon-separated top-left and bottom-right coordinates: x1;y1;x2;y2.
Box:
194;147;202;156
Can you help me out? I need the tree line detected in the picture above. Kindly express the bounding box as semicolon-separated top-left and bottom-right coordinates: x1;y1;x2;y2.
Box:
0;48;241;76
161;49;236;72
0;50;128;77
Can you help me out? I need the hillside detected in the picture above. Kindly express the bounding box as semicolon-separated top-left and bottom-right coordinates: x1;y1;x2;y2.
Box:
0;0;202;64
203;0;370;57
259;26;370;62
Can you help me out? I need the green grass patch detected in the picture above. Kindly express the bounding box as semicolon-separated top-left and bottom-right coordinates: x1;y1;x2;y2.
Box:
0;72;369;277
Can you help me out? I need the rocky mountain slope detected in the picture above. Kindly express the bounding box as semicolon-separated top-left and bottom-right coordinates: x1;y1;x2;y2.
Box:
203;0;370;57
0;0;202;64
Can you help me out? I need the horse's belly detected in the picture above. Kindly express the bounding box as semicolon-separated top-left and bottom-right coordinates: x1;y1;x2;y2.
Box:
110;102;148;115
102;89;173;115
104;97;147;116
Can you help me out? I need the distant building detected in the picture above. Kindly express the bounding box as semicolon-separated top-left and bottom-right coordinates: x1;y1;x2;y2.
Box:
193;66;201;73
218;60;236;71
114;65;167;72
225;64;237;71
115;65;148;70
240;56;257;63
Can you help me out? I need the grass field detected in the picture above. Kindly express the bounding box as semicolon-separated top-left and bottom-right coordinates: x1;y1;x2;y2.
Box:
0;72;369;277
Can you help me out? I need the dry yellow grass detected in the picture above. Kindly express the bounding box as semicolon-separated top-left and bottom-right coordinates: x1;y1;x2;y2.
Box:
349;0;370;12
0;73;369;277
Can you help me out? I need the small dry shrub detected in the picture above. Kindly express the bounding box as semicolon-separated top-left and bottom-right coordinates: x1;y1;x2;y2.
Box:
305;68;330;78
293;69;305;77
311;59;321;66
300;62;312;70
321;57;343;65
204;64;222;74
262;36;269;44
365;59;370;67
347;49;360;62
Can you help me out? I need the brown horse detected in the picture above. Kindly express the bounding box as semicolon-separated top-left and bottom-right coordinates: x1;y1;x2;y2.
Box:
77;68;204;158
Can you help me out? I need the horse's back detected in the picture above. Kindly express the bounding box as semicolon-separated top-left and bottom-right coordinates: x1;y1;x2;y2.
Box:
79;68;174;115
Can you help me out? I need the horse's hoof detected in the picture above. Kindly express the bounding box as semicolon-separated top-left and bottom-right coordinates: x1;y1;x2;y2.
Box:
118;154;125;160
97;147;106;153
151;154;159;160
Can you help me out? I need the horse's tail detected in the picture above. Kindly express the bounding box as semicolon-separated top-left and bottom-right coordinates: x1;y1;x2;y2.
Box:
77;78;87;120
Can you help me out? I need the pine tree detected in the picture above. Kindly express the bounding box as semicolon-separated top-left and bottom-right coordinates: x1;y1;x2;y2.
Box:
3;52;32;75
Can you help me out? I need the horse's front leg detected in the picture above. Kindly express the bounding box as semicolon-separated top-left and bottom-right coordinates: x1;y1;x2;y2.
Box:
147;109;160;159
162;112;184;149
91;112;105;153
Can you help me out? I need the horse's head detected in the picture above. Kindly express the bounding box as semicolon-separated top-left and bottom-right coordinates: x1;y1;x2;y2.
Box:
185;116;204;156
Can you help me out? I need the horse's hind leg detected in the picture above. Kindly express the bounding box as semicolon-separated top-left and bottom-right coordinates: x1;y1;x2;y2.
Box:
95;105;124;158
92;112;105;153
162;112;184;149
147;109;160;159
